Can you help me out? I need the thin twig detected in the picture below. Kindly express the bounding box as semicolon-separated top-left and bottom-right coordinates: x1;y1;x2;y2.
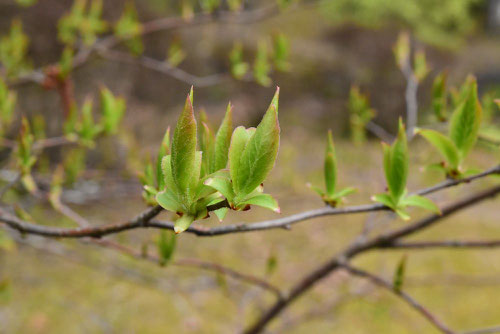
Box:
461;326;500;334
380;240;500;250
366;121;394;143
342;264;455;334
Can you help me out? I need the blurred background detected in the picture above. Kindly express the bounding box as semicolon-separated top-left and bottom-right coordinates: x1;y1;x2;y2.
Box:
0;0;499;333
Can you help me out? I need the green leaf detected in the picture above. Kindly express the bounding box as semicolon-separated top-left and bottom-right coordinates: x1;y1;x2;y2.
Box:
393;31;410;69
160;155;178;193
0;19;31;77
348;85;375;145
393;255;407;292
413;50;429;82
253;40;272;87
229;42;249;80
0;77;17;134
372;193;396;210
272;32;290;72
403;195;441;215
416;129;459;169
386;119;408;202
266;252;278;276
204;175;235;202
332;187;357;199
100;87;125;135
235;88;280;197
157;127;170;190
157;230;176;266
167;39;186;67
395;208;411;221
212;103;233;172
432;72;448;121
229;126;254;194
449;77;482;157
174;214;195;234
307;183;325;198
171;89;197;194
239;193;280;213
213;207;228;222
199;120;214;177
156;188;182;213
324;130;337;197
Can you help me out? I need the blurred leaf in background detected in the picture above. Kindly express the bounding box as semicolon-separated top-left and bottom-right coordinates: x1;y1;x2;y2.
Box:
322;0;482;48
0;19;31;77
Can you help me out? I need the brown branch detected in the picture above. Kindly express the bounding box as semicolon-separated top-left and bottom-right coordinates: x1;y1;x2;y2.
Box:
243;185;500;334
461;325;500;334
0;165;498;238
342;264;455;334
96;49;231;87
380;239;500;250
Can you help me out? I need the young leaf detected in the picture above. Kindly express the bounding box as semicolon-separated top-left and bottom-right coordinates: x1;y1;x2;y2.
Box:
324;130;337;197
171;90;197;193
272;33;290;72
386;119;408;202
100;87;126;135
395;208;411;221
157;230;176;266
235;88;280;197
238;193;280;213
372;193;396;210
229;126;253;195
413;50;429;82
213;207;228;222
416;129;459;169
174;214;195;234
212;103;233;172
0;19;31;77
348;85;375;145
114;1;143;55
199;120;214;177
449;77;482;157
393;255;407;293
204;175;235;202
393;31;410;69
403;195;441;215
432;72;448;121
0;78;16;134
156;188;182;213
167;39;186;67
253;40;272;87
229;43;249;80
157;127;170;190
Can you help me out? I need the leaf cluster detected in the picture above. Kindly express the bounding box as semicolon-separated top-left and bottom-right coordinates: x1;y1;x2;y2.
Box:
418;76;482;178
373;119;440;220
58;0;107;46
154;88;281;233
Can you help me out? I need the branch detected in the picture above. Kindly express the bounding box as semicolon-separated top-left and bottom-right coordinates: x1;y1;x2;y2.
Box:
380;240;500;250
366;121;394;143
461;326;500;334
0;165;498;238
342;264;455;334
96;48;231;87
243;185;500;334
400;48;419;139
